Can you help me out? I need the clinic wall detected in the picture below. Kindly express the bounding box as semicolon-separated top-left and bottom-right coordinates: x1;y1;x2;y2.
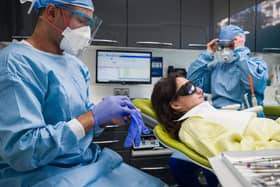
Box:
262;53;280;105
81;46;280;104
81;46;200;103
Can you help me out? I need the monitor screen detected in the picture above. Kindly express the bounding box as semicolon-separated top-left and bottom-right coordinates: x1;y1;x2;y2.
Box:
96;50;152;84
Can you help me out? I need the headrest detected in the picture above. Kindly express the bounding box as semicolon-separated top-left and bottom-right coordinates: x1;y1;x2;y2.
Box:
132;98;158;120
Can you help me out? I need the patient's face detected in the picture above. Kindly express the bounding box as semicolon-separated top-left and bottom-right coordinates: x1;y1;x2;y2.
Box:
170;77;204;112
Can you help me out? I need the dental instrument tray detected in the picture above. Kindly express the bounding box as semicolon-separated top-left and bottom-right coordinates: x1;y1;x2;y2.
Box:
221;150;280;187
132;134;160;150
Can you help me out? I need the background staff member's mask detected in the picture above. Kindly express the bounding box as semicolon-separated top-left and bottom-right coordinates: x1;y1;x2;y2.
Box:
215;48;236;63
60;26;91;56
215;40;236;63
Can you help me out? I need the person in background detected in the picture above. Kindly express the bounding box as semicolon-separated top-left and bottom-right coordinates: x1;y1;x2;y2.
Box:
188;24;268;111
0;0;165;186
151;73;280;187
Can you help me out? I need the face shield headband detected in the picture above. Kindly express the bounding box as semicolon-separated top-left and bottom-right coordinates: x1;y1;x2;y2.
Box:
215;40;234;51
56;5;103;42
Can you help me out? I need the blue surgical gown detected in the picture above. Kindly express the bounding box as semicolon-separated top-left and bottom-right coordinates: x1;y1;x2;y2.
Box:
187;47;268;108
0;41;165;187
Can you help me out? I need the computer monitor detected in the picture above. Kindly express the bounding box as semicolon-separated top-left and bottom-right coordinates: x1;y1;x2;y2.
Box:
96;50;152;84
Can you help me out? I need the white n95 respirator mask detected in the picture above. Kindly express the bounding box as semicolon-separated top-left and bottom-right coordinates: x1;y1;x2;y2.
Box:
215;40;236;63
60;26;91;56
215;48;236;63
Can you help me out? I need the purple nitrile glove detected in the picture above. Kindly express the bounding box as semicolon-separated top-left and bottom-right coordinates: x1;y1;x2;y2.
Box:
123;109;151;148
92;96;135;127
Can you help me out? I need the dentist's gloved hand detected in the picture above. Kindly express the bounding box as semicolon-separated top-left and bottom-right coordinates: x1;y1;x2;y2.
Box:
124;109;151;148
92;96;135;127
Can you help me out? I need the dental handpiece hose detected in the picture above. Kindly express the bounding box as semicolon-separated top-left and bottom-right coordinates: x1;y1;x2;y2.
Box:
248;75;258;107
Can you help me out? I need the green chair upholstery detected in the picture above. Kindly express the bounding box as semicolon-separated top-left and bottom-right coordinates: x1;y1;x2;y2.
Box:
263;105;280;118
133;98;158;119
132;98;212;170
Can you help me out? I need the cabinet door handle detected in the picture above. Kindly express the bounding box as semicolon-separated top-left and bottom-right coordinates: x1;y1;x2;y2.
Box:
99;123;123;128
188;43;207;47
140;166;168;171
12;35;30;39
263;48;280;52
136;41;173;46
104;124;122;128
93;140;120;144
92;39;118;43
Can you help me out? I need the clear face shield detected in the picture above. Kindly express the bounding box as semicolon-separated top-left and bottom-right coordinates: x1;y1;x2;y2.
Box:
56;5;103;42
55;5;103;56
215;40;236;63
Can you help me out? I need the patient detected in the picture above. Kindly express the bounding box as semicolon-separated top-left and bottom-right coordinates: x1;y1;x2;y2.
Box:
151;73;280;158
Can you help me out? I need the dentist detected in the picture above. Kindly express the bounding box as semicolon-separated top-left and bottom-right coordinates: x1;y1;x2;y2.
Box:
0;0;164;186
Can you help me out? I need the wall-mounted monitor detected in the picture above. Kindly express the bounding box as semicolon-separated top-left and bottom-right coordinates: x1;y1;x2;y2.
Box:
96;50;152;84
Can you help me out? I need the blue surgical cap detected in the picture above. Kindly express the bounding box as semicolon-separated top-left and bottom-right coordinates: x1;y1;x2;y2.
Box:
33;0;94;11
219;24;245;41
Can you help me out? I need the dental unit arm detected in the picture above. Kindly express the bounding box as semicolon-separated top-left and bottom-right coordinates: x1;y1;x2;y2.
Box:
248;75;258;107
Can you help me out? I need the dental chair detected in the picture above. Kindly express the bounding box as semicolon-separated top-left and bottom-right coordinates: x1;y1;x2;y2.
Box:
133;98;279;186
132;98;212;171
133;98;217;186
132;99;269;169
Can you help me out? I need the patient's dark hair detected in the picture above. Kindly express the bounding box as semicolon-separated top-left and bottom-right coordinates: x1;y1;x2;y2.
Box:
151;73;185;140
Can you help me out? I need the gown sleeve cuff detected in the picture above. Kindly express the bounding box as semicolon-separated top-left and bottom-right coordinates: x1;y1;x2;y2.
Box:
201;50;215;61
67;118;85;140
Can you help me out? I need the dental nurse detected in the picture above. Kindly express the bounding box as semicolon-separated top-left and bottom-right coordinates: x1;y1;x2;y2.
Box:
188;24;268;109
0;0;165;186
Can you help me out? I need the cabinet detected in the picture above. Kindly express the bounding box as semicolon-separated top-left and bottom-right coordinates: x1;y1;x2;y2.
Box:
256;0;280;52
93;123;177;185
130;155;177;185
213;0;257;52
93;0;127;47
229;0;256;51
0;1;37;41
215;0;280;53
4;0;278;51
212;0;230;38
93;124;130;163
0;1;15;41
181;0;212;49
127;0;180;49
14;3;38;39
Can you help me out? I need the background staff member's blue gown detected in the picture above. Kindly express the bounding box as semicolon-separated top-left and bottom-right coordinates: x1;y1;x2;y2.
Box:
188;47;268;108
0;41;165;187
